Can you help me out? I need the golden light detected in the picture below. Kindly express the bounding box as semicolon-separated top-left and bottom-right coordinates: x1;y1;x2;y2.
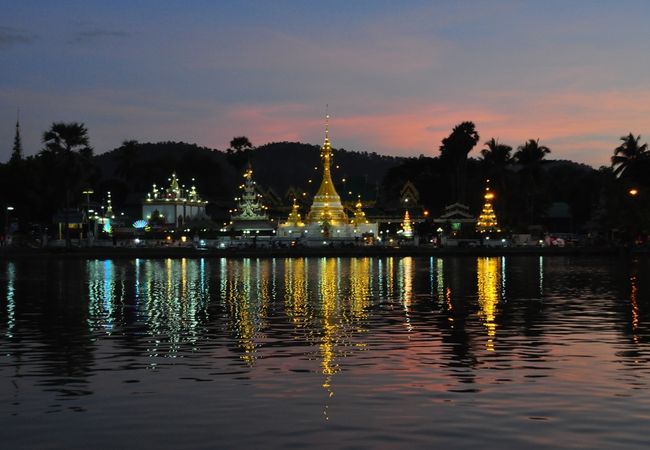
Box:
629;188;639;196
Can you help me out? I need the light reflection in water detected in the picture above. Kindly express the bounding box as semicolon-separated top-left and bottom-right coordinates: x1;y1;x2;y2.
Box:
222;258;265;365
539;255;544;296
630;269;639;344
477;257;502;351
5;262;15;338
87;260;117;332
399;257;413;332
88;258;210;357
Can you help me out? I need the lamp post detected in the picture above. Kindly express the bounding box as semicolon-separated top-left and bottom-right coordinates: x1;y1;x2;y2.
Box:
82;189;94;242
628;188;641;244
5;206;14;246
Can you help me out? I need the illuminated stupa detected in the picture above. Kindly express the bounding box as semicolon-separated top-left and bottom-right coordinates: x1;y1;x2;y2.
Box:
142;173;208;226
230;163;274;234
401;209;413;239
278;114;377;242
476;181;500;234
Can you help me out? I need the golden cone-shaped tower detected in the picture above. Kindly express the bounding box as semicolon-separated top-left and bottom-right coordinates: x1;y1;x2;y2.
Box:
476;181;499;233
305;114;348;225
286;198;304;227
402;209;413;238
351;197;369;226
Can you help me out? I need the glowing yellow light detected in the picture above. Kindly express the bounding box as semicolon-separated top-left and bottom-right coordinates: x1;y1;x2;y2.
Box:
629;188;639;196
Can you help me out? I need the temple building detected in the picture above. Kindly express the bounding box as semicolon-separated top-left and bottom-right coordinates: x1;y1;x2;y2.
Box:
476;182;500;234
433;203;476;236
229;164;274;235
142;173;208;226
277;115;377;242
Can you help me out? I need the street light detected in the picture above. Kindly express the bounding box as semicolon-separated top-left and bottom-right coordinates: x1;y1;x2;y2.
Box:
82;189;94;241
5;206;14;246
629;188;639;197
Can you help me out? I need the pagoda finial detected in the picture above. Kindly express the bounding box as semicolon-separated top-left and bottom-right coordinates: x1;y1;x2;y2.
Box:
325;104;329;141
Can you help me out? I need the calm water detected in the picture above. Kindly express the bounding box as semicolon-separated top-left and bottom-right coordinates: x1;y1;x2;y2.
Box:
1;256;650;449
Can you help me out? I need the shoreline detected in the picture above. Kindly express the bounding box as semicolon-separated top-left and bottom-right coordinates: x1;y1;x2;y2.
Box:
0;245;645;260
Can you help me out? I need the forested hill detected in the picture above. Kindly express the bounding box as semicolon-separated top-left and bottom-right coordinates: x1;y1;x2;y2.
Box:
251;142;405;200
93;141;407;207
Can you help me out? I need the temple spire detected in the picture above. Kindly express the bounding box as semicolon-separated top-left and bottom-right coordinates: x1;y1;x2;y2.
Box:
325;104;329;142
305;111;348;225
10;109;23;164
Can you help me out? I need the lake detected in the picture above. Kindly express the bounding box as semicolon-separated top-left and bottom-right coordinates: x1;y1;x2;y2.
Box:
1;256;649;449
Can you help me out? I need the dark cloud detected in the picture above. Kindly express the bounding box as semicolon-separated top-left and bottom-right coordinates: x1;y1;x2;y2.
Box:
0;26;35;49
67;28;129;44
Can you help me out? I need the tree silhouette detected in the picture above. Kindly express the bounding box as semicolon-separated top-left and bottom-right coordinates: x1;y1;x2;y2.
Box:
439;121;479;204
116;140;140;183
514;139;551;225
229;136;253;153
611;133;649;184
227;136;254;169
42;122;94;247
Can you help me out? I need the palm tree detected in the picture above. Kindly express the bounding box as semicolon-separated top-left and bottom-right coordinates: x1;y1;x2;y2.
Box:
439;121;480;204
513;139;551;226
481;138;512;172
42;122;93;247
513;139;550;166
43;122;93;156
116;140;140;183
611;133;649;182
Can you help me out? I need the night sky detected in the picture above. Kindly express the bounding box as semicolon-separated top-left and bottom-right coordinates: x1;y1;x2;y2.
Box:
2;0;650;167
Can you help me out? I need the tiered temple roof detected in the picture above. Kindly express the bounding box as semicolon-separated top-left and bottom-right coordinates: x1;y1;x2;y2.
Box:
146;173;207;205
476;182;499;233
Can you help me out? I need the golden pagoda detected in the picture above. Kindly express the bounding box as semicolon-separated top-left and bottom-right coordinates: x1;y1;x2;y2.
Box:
286;198;304;227
402;209;413;238
277;112;378;243
305;114;349;226
350;197;369;227
476;181;499;233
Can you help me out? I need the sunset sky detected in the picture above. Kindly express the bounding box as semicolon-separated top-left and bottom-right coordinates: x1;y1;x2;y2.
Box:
2;0;650;167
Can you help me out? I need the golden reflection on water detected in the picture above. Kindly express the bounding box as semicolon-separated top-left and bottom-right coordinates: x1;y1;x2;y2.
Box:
221;258;266;365
476;257;503;351
284;258;309;328
399;257;413;332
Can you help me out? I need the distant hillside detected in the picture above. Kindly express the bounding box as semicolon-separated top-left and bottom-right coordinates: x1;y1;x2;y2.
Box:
250;142;404;202
93;141;406;212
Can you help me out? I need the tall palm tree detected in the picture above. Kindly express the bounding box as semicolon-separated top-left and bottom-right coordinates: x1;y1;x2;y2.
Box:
513;139;551;225
116;140;140;183
481;138;513;172
42;122;93;247
43;122;93;156
611;133;649;182
513;139;550;166
439;121;480;204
